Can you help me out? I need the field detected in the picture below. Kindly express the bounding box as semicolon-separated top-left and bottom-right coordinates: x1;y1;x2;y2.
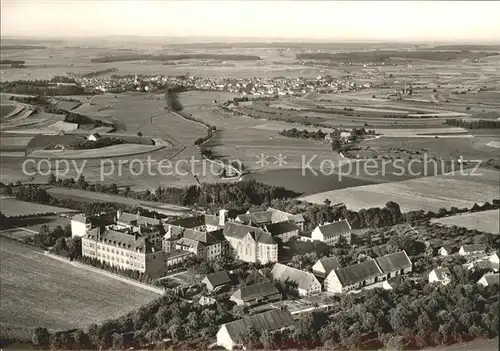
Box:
430;210;500;234
0;196;78;217
299;168;500;212
46;187;193;216
29;143;165;159
0;237;159;331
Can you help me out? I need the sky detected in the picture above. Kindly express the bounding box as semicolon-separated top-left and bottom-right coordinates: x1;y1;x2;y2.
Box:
1;1;499;42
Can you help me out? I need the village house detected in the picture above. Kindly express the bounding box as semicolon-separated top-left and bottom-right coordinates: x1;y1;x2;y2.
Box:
438;245;454;256
87;132;101;142
311;219;352;246
375;251;412;279
459;244;487;256
271;263;321;296
198;295;217;306
477;273;499;287
463;252;499;273
82;227;166;278
312;256;341;278
223;222;278;264
217;309;295;350
230;281;281;307
324;259;383;293
202;271;232;293
164;249;193;268
429;267;452;285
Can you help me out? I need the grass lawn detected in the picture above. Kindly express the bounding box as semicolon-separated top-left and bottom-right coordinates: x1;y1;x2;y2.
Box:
0;237;159;331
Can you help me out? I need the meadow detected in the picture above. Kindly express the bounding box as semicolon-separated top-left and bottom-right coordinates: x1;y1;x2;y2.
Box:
0;196;78;217
0;237;159;331
430;209;500;235
299;168;500;212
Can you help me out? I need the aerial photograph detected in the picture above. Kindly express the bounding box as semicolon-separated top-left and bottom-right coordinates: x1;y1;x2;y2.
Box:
0;0;499;350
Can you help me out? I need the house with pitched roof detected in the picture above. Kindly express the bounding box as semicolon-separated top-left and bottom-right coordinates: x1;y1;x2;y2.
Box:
429;267;452;285
459;244;487;256
202;271;232;293
115;210;161;230
168;209;227;233
438;245;454;256
477;272;499;287
312;256;341;278
223;222;278;264
265;220;300;242
375;250;412;279
324;259;383;293
217;309;295;350
230;281;281;306
311;219;352;246
271;263;321;296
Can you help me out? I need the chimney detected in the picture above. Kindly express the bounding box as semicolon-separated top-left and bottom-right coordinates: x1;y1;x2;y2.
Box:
219;209;228;226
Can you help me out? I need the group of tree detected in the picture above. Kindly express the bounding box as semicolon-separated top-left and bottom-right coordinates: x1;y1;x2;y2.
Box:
71;137;123;150
46;176;299;213
445;118;500;129
280;128;327;140
32;291;235;350
0;80;85;95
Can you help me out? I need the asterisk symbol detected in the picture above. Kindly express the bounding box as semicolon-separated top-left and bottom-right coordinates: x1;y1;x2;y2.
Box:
255;153;270;168
273;153;288;167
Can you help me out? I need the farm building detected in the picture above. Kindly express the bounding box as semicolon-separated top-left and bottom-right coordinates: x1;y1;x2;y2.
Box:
311;219;352;246
271;263;321;297
324;259;383;293
201;271;232;293
230;281;281;306
312;256;341;278
223;222;278;264
477;273;499;287
375;251;412;279
216;309;295;350
429;267;452;285
265;220;300;242
70;213;114;238
459;244;487;256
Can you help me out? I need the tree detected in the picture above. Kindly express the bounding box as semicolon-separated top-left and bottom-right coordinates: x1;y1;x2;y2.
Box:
48;173;57;185
238;326;260;348
331;139;342;152
32;327;50;347
260;329;276;349
53;237;68;255
324;198;332;207
137;131;142;137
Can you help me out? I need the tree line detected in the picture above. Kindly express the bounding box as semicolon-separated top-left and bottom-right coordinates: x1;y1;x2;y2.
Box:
445;119;500;129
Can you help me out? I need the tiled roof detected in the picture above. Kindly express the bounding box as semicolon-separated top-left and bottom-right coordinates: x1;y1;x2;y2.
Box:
334;260;383;287
224;222;276;245
176;237;200;250
432;267;451;281
72;214;87;224
169;215;206;229
271;263;319;291
223;309;294;340
317;219;351;238
86;228;154;253
203;271;231;288
375;251;412;274
117;211;159;227
231;281;280;302
480;273;499;286
266;220;299;235
315;256;341;274
267;207;304;223
461;244;487;253
165;250;193;260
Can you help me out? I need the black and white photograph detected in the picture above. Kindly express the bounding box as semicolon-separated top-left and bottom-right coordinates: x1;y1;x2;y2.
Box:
0;1;499;350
